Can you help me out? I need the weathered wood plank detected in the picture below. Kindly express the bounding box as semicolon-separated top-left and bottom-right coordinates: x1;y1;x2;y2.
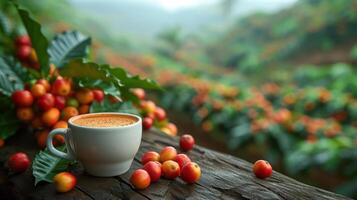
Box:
0;128;352;200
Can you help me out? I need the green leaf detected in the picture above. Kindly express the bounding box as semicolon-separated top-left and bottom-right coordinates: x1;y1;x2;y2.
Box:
335;178;357;198
350;44;357;59
0;56;26;96
90;97;139;115
118;87;139;103
0;12;11;35
101;84;121;97
48;31;91;68
227;123;251;149
0;96;20;140
32;146;73;185
285;149;312;174
110;67;161;90
59;59;116;83
16;4;50;77
0;57;21;139
268;125;295;153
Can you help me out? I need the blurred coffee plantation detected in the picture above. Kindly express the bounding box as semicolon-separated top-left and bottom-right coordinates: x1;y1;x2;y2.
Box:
2;0;357;198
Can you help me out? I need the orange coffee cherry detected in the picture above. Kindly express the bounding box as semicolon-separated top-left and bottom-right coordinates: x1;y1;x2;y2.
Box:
61;106;79;121
36;129;49;149
31;84;46;98
53;172;77;193
78;104;90;114
17;107;34;122
75;89;94;104
36;79;51;92
42;108;60;126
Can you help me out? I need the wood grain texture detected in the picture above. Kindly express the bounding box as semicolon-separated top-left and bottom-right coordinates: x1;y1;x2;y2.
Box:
0;128;352;200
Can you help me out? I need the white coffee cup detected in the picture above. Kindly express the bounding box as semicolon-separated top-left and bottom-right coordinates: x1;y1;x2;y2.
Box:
47;112;142;177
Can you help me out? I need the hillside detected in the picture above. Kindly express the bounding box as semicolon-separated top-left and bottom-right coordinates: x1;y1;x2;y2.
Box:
205;0;357;71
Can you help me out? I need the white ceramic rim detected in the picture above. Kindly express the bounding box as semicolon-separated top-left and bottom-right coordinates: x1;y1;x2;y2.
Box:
68;112;142;130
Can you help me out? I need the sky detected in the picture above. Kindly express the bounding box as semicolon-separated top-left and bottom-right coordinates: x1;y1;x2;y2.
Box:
71;0;299;12
148;0;216;11
70;0;216;11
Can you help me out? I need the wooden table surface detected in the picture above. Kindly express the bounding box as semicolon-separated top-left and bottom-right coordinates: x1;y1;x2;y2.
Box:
0;128;352;200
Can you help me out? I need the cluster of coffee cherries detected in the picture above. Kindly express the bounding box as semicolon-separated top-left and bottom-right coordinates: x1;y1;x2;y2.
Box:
132;88;178;136
14;35;39;69
11;77;104;148
130;134;201;189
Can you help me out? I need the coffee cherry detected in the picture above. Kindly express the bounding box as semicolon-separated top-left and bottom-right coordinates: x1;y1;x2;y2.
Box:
140;100;156;114
36;79;51;92
159;146;177;162
53;120;68;129
42;108;60;126
92;89;104;102
52;121;68;145
61;106;79;121
166;123;178;135
31;84;46;98
180;134;195;151
253;160;272;179
154;107;166;121
15;35;31;47
0;139;4;148
181;162;201;183
78;105;90;114
130;169;151;189
141;151;160;165
142;117;153;130
16;46;31;62
53;172;77;193
75;89;94;104
52;78;71;96
37;93;55;111
12;90;33;107
132;88;145;100
28;48;38;64
162;160;180;179
36;129;49;149
16;107;34;122
175;154;191;168
66;98;79;108
160;127;176;136
143;161;161;182
8;152;31;173
31;117;43;129
54;96;66;110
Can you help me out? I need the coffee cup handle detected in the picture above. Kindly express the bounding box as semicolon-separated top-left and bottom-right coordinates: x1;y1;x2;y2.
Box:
47;128;75;160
